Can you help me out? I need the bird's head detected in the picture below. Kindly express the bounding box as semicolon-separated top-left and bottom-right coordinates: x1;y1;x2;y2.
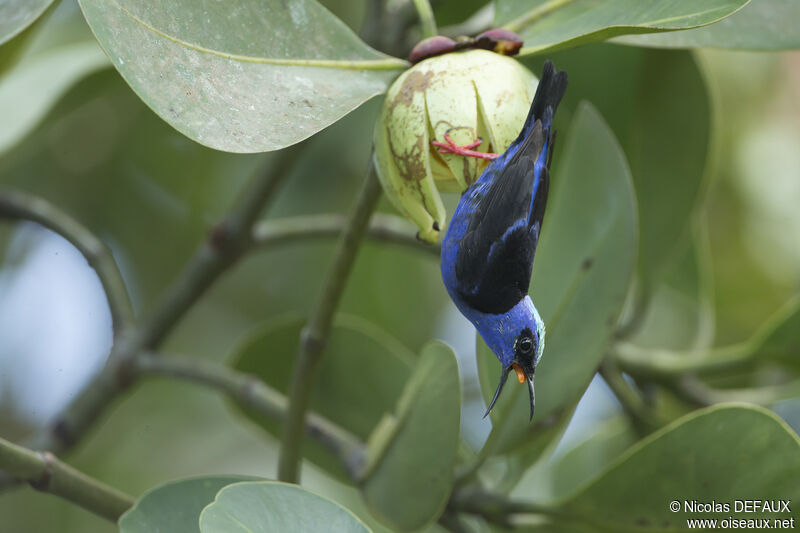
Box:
476;295;545;421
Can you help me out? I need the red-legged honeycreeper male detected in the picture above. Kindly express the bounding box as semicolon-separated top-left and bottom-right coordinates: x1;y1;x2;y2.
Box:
440;61;567;421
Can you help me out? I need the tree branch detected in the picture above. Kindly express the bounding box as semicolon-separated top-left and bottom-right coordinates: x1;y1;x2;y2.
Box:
0;189;134;334
669;375;800;408
612;340;754;380
449;486;592;529
278;162;383;483
0;437;133;522
0;145;304;491
252;213;439;257
130;144;305;352
598;358;661;435
133;353;365;478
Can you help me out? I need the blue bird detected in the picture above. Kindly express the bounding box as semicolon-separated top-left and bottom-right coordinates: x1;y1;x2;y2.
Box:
440;61;567;420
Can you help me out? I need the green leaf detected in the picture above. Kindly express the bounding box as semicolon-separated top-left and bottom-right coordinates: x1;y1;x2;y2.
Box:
119;476;252;533
0;42;108;155
630;227;715;352
0;2;110;156
77;0;407;153
625;51;711;288
508;416;636;506
549;418;637;502
0;0;54;48
496;0;750;56
559;405;800;530
199;481;371;533
751;295;800;372
523;46;712;290
230;314;414;481
617;0;800;50
478;102;637;453
360;342;461;531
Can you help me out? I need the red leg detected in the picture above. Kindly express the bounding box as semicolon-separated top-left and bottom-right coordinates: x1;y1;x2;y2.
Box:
432;131;498;160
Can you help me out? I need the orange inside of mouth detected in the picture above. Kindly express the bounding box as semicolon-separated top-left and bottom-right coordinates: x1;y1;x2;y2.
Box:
512;363;525;383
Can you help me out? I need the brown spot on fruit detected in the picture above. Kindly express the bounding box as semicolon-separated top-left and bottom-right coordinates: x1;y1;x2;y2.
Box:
387;69;434;116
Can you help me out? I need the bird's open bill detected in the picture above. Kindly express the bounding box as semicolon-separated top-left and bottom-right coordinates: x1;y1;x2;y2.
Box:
483;364;536;421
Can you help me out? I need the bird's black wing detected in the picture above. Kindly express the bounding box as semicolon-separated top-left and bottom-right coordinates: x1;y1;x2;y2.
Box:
454;122;548;315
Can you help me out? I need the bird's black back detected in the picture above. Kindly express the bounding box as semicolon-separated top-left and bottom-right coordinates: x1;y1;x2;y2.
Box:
453;62;567;315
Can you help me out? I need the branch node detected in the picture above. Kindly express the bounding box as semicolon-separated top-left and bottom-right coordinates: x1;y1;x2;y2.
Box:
29;451;56;492
300;326;327;357
208;221;233;252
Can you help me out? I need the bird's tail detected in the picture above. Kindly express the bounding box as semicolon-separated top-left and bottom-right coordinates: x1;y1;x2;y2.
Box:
516;61;568;143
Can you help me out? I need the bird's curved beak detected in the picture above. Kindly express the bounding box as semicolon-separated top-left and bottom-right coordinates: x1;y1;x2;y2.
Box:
483;364;536;420
483;366;510;418
526;373;535;421
511;363;536;421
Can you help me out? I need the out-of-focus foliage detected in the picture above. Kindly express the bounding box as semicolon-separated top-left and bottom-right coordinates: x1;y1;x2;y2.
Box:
1;0;800;532
0;1;108;154
0;0;55;48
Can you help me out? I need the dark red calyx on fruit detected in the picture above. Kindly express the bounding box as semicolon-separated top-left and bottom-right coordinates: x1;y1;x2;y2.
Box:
408;36;458;63
473;29;523;56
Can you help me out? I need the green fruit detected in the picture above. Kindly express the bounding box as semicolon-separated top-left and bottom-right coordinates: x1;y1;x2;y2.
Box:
374;49;537;242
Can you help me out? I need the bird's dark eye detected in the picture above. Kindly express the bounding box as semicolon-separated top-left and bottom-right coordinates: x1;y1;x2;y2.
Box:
517;336;533;355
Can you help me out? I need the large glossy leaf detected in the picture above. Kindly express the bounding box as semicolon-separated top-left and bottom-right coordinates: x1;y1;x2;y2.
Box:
496;0;750;56
119;476;252;533
558;405;800;531
77;0;408;153
630;227;715;351
523;46;711;290
360;342;460;531
625;51;711;287
477;103;637;453
230;314;414;481
199;481;371;533
617;0;800;50
0;0;54;48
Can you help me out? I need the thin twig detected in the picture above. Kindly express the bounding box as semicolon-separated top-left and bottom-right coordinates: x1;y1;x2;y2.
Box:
670;375;800;408
598;358;660;435
278;162;383;483
252;213;439;257
412;0;438;38
0;189;134;334
612;340;754;380
134;353;365;478
0;437;133;522
449;486;595;529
